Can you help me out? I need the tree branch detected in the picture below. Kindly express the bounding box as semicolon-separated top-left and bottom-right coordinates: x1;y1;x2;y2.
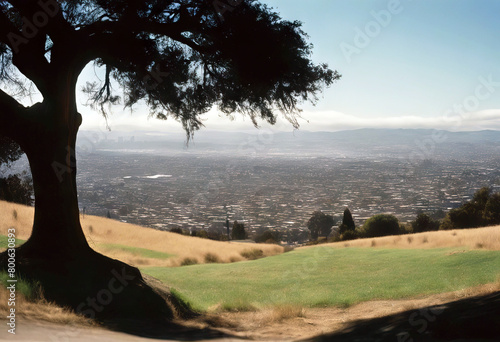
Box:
0;5;52;97
77;15;213;66
0;88;27;142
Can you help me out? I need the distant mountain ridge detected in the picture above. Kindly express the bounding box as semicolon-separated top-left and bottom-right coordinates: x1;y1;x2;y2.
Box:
78;128;500;159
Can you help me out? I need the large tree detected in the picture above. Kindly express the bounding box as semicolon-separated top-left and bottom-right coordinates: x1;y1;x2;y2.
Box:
0;0;339;320
307;210;335;240
339;207;355;235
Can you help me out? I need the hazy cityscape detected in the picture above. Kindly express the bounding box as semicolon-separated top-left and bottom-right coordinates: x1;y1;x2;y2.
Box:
74;129;500;244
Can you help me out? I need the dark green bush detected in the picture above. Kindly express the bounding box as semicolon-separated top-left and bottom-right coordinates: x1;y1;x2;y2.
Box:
361;214;401;238
340;230;359;241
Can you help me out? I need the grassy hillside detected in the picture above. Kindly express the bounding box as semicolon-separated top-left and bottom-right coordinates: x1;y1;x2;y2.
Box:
0;200;283;266
144;246;500;311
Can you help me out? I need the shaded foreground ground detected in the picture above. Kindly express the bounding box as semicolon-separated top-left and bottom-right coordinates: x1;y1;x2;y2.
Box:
5;283;500;341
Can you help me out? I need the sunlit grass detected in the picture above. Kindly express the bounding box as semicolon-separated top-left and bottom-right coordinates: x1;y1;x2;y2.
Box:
0;234;25;248
143;246;500;312
98;243;174;259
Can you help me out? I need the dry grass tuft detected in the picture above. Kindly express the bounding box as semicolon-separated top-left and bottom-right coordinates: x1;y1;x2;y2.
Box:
180;257;199;266
0;200;283;267
266;305;306;323
204;253;220;263
240;248;264;260
0;286;91;326
229;256;243;263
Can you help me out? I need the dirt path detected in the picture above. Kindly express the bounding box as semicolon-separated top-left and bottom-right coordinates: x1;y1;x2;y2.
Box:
1;284;498;342
0;320;249;342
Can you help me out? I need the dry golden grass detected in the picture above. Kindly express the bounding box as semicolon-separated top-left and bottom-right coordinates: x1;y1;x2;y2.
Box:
316;226;500;250
0;286;92;326
0;200;283;267
266;305;306;323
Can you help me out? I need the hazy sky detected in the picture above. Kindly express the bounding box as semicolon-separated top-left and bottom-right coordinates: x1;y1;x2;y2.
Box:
77;0;500;133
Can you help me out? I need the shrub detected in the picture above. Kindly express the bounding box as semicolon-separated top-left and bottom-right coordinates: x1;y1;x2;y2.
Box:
170;227;185;235
255;230;280;244
196;230;208;239
204;253;220;263
340;230;358;241
231;221;247;240
180;257;198;266
361;214;401;238
240;248;264;260
411;213;440;233
12;209;17;220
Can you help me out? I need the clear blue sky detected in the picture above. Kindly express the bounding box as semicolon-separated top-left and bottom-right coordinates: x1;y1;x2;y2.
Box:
79;0;500;132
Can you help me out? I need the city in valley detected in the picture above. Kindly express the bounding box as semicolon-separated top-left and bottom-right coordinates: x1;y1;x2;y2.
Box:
71;128;500;244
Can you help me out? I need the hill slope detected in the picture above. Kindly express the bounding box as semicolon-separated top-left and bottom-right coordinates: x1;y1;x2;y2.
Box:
0;200;283;266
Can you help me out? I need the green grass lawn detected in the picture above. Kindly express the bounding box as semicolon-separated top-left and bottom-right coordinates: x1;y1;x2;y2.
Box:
98;243;174;259
143;246;500;311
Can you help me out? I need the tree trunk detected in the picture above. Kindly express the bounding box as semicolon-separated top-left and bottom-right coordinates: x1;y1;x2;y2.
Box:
18;105;90;259
0;73;184;327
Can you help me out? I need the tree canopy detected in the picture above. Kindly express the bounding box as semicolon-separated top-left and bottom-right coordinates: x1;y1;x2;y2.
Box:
0;136;22;165
307;211;335;240
441;187;500;229
361;214;401;238
231;220;246;240
339;207;355;235
0;0;339;138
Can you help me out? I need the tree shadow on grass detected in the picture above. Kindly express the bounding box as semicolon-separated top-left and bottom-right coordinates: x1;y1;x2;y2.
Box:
305;291;500;342
0;249;238;341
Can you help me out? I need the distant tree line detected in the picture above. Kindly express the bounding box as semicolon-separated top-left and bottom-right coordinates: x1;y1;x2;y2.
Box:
440;187;500;230
305;187;500;244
